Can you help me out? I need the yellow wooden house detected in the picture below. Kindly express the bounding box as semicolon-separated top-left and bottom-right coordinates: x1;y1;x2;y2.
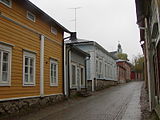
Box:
0;0;70;101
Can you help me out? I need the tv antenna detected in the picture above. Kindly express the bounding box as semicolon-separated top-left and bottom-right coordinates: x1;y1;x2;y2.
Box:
69;7;82;32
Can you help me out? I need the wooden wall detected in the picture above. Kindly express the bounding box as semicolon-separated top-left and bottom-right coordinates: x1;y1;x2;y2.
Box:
0;0;64;100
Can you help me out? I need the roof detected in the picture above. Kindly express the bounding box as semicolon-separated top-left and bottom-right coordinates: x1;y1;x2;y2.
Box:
17;0;71;33
116;59;133;66
65;38;117;60
110;51;117;56
65;39;90;44
66;44;90;57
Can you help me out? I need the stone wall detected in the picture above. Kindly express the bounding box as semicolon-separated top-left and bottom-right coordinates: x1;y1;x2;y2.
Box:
0;94;64;118
87;79;117;91
96;79;116;91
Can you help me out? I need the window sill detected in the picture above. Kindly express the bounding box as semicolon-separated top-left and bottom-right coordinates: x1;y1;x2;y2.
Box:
0;83;11;86
50;84;58;87
23;84;36;87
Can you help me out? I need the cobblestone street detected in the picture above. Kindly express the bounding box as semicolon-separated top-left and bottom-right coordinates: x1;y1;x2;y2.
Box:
17;81;143;120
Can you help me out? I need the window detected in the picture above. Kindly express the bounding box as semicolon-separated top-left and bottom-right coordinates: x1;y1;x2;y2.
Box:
99;61;102;74
96;60;98;74
105;64;107;78
23;51;36;86
81;67;85;86
50;59;58;86
0;0;12;7
0;44;11;86
27;11;36;22
71;64;76;86
51;26;57;35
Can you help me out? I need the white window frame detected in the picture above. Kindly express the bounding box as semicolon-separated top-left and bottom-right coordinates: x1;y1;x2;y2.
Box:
50;59;58;86
23;51;36;86
0;44;12;86
70;63;77;88
0;0;12;8
27;11;36;22
51;26;57;35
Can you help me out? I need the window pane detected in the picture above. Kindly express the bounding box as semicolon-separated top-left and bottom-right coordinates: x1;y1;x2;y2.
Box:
54;64;56;71
77;69;80;83
30;75;33;83
72;65;76;85
54;77;56;84
30;67;33;75
51;63;54;77
25;67;28;73
3;52;8;62
54;70;56;77
25;74;28;82
25;57;29;65
51;64;53;72
51;77;54;84
2;63;8;72
81;68;84;85
2;72;7;82
30;58;33;67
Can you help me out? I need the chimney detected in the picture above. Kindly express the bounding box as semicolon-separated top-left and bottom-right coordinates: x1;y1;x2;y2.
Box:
70;32;77;41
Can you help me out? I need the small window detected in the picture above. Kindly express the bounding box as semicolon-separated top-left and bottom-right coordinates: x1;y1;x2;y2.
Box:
0;0;12;7
50;59;58;86
51;26;57;35
80;67;85;86
27;11;36;22
23;51;36;86
105;64;107;78
99;61;102;74
71;64;76;86
0;44;12;86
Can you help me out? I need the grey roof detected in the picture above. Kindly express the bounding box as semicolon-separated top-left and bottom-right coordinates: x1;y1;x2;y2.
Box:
66;44;90;57
65;38;117;60
110;51;117;56
64;39;91;44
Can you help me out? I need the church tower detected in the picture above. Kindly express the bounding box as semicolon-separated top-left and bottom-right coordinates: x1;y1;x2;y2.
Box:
117;43;122;53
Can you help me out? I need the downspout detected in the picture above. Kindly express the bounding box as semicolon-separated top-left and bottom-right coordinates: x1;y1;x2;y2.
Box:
67;47;72;97
64;35;71;97
62;37;65;96
85;56;90;91
40;35;45;97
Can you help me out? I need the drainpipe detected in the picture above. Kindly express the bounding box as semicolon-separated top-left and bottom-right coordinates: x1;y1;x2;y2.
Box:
40;35;45;97
67;47;72;97
85;56;90;92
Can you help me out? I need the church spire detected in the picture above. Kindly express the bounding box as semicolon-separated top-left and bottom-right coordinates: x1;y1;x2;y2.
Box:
117;41;122;53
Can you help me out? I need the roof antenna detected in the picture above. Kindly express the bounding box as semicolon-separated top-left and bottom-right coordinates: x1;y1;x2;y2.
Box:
69;7;82;32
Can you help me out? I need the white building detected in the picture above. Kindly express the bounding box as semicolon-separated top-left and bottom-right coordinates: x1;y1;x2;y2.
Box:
65;36;117;91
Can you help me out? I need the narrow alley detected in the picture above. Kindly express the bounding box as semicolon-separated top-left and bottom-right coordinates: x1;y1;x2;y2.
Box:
16;81;143;120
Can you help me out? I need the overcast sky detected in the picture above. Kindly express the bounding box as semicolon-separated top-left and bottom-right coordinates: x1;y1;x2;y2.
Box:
30;0;142;61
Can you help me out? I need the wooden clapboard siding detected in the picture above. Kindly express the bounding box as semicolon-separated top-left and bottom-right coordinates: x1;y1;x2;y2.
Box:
44;38;63;95
0;16;40;99
0;0;64;100
0;0;63;99
0;0;63;43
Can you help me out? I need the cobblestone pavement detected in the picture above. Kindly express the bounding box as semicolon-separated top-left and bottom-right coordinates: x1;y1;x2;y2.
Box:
18;81;143;120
